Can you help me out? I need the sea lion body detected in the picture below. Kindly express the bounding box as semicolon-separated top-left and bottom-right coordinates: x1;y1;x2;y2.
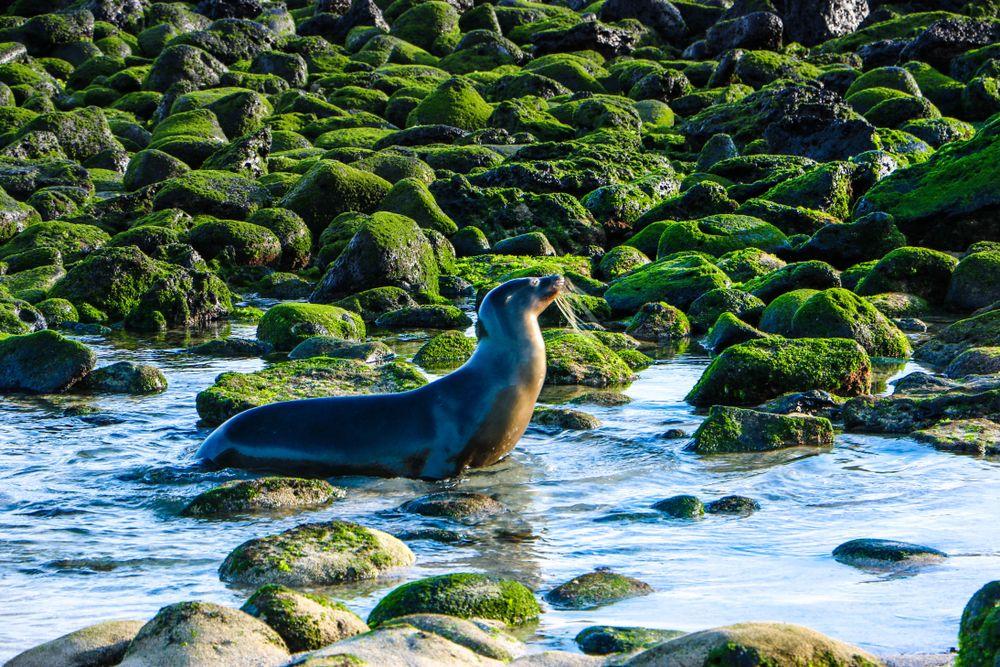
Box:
196;275;563;479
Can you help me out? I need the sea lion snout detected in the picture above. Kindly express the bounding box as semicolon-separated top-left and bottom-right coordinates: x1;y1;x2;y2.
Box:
539;274;565;298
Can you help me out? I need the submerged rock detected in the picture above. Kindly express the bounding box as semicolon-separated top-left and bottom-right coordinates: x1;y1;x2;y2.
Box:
575;625;685;656
706;495;761;515
241;584;368;652
532;407;601;430
79;361;167;394
652;494;705;519
413;330;475;369
5;620;144;667
832;539;947;570
545;570;653;610
399;492;506;522
367;573;540;627
913;419;1000;457
219;520;415;587
0;330;96;394
182;477;345;517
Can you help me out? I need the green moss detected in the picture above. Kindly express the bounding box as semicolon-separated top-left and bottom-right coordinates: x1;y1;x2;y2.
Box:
153;170;271;220
279;160;393;233
413;330;476;368
625;302;690;342
241;584;365;653
545;571;652;610
687;337;872;407
693;405;835;454
856;246;958;303
334;287;417;323
846;87;914;116
0;329;96;393
378;178;457;235
575;626;684;656
688;288;766;333
742;260;840;303
542;330;638;387
946;250;1000;311
454;254;590;291
367;573;540;627
656;215;787;259
761;162;855;220
865;95;940;128
390;2;461;55
406;77;492;130
246;208;312;271
34;297;77;326
957;581;1000;667
818;11;960;53
257;303;365;352
598;245;650;280
790;288;910;358
604;253;731;313
0;220;109;262
182;478;343;517
758;289;818;336
315;127;394;151
187;218;281;267
846;67;921;98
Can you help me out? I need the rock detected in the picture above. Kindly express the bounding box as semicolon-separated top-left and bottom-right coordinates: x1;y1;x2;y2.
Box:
958;581;1000;667
856;121;1000;250
915;309;1000;367
901;18;1000;71
686;338;872;407
399;492;506;522
367;573;540;627
154;170;271;220
280;160;392;234
296;623;499;666
598;246;651;281
379;178;457;236
789;288;910;358
143;44;228;93
78;361;167;394
657;214;787;259
532;407;601;430
241;584;368;652
759;390;845;419
545;569;652;610
706;495;761;515
832;538;947;570
182;477;345;517
119;602;287;666
334;286;419;323
4;620;144;667
843;382;1000;435
624;622;879;666
257;303;365;352
782;0;869;46
196;357;427;425
744;261;841;303
407;78;492;131
219;520;415;587
707;12;783;55
532;19;639;61
575;626;685;656
288;338;393;363
605;253;731;313
570;391;632;407
866;292;930;318
703;313;770;353
494;232;556;257
798;212;906;269
188;337;270;358
123;149;189;191
0;330;96;394
947;250;1000;311
375;305;472;330
652;494;704;518
688;288;765;334
945;347;1000;378
542;330;639;387
452;226;491;257
625;302;690;343
913;418;1000;456
599;0;687;41
311;212;440;302
413;331;475;369
386;614;525;662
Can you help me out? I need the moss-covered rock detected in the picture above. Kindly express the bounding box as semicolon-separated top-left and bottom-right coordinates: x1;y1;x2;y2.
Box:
0;329;95;394
413;330;476;369
379;177;457;235
79;361;167;394
187;217;281;267
154;169;270;220
743;260;841;303
241;584;368;653
758;289;818;336
945;346;1000;378
196;357;426;426
915;309;1000;367
288;338;394;364
652;494;705;518
257;303;365;352
625;622;880;666
706;495;761;515
958;580;1000;667
33;297;77;327
832;538;947;570
656;214;787;259
219;520;415;587
5;620;143;667
334;286;418;324
856;246;958;303
605;253;730;313
947;250;1000;311
279;160;392;234
790;288;911;358
545;570;652;611
0;220;108;263
407;77;492;130
384;613;524;662
532;406;601;430
312;212;440;302
367;573;540;627
375;304;471;330
691;405;834;454
543;330;639;387
575;626;685;656
716;247;786;282
687;337;872;407
182;477;345;518
688;288;765;333
399;491;506;522
625;301;690;342
598;245;651;280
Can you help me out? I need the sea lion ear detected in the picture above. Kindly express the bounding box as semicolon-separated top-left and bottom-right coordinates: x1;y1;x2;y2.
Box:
475;320;488;339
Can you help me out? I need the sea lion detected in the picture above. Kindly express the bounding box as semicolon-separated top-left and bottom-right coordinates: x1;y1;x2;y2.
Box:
196;274;565;480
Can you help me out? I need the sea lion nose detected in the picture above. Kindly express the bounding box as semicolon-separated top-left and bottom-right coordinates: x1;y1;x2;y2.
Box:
543;274;565;295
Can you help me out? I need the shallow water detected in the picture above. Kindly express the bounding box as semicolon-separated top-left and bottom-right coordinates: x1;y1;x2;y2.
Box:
1;321;998;660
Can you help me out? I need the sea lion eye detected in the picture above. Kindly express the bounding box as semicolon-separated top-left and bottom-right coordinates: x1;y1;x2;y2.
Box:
529;278;540;287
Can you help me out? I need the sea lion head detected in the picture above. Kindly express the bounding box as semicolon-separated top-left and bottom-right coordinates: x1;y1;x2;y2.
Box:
477;274;565;340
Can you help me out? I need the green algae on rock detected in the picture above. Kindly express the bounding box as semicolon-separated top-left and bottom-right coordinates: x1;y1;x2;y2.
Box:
691;406;835;454
257;302;365;352
399;491;506;522
832;538;947;570
413;330;476;369
532;406;601;430
196;357;427;426
687;337;872;407
241;584;368;653
652;494;705;519
219;520;415;587
545;570;653;610
604;252;730;313
575;625;685;656
0;329;95;394
182;477;345;518
367;573;540;627
790;288;911;359
79;361;167;394
958;580;1000;667
542;330;639;387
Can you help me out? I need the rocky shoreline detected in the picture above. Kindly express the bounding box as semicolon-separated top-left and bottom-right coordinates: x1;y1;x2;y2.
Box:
0;0;999;664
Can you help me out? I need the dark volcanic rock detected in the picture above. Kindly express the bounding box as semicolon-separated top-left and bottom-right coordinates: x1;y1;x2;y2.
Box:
706;12;783;55
782;0;869;46
599;0;687;42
